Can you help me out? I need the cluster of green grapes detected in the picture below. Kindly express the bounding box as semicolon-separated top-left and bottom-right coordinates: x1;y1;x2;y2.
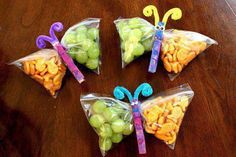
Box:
116;18;155;65
63;25;100;70
89;100;134;152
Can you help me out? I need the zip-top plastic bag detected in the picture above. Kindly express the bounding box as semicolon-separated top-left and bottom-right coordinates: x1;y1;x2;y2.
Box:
81;83;153;156
80;94;134;156
36;22;85;83
61;18;101;74
161;29;217;80
10;49;66;97
142;5;217;79
140;84;194;149
114;17;156;67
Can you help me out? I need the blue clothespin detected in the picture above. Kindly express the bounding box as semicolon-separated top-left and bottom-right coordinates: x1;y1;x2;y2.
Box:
113;83;153;154
143;5;182;73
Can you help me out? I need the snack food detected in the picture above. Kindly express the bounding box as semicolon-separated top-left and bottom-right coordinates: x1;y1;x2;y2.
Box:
114;17;156;67
141;84;194;149
10;49;66;97
80;94;134;156
61;18;101;74
161;30;217;75
142;5;217;79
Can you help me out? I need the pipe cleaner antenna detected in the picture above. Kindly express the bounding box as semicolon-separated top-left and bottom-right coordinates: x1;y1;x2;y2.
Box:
36;22;85;83
143;4;182;73
113;83;153;154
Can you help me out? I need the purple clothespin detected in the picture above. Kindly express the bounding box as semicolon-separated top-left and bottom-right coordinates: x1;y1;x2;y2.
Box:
148;22;164;73
36;22;85;83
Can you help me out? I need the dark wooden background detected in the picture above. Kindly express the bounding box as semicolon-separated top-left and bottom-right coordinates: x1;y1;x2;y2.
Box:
0;0;235;156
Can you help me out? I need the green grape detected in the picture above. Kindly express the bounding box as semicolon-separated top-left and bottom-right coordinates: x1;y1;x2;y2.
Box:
99;138;112;151
65;32;77;44
142;38;154;51
119;26;131;41
140;26;155;38
120;112;132;122
76;33;87;43
123;41;141;63
122;123;134;135
99;123;113;138
76;25;87;34
68;47;78;59
87;43;100;59
117;21;127;30
103;107;119;122
81;39;93;51
123;51;134;64
128;18;142;29
111;133;123;143
92;100;107;114
111;119;125;133
75;50;88;64
110;106;125;116
89;114;105;128
86;58;99;70
111;103;128;116
87;28;99;41
131;42;145;56
124;41;133;52
128;29;142;42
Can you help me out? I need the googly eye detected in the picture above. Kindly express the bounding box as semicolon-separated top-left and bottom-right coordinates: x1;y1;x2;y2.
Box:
158;25;165;31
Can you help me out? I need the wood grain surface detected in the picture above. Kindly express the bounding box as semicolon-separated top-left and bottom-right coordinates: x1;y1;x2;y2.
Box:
0;0;235;157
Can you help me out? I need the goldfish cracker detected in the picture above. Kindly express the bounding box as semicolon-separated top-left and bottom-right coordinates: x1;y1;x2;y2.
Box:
166;102;173;111
158;116;165;125
145;123;156;134
40;68;48;76
10;49;67;97
151;123;158;131
163;61;172;72
156;123;177;134
47;62;59;75
32;75;44;84
53;73;63;85
177;63;182;72
44;80;54;90
146;111;159;122
166;117;177;124
171;107;182;119
35;58;46;72
141;84;194;148
23;62;30;74
167;134;176;144
161;29;217;77
155;132;172;141
29;61;35;75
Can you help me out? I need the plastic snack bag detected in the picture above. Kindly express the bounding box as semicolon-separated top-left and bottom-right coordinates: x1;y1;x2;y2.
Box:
143;5;217;79
114;17;156;67
80;94;134;156
140;84;194;149
161;29;217;79
36;22;85;83
10;49;66;97
61;18;101;74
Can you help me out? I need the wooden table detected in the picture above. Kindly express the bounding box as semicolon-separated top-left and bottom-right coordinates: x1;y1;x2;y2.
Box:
0;0;235;156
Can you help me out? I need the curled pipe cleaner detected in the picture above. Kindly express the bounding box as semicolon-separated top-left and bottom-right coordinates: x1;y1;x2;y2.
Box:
113;83;153;154
36;22;85;83
143;5;182;73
